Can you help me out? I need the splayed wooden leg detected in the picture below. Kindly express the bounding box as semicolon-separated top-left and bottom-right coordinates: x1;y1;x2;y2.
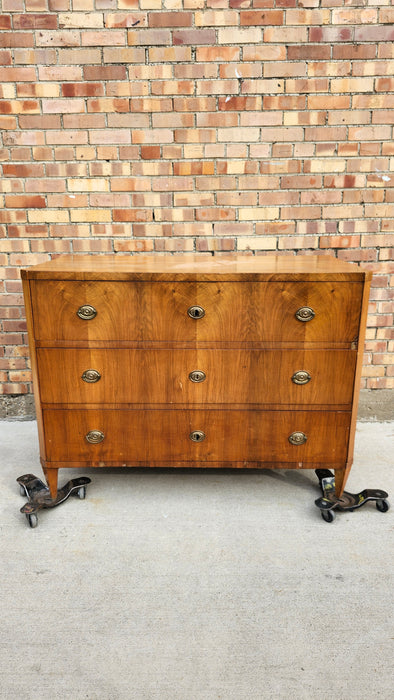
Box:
42;466;59;499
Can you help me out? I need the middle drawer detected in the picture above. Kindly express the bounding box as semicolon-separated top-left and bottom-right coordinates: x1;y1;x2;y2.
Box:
37;348;356;406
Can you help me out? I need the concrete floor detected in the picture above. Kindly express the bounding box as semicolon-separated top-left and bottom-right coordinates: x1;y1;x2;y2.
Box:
0;420;393;700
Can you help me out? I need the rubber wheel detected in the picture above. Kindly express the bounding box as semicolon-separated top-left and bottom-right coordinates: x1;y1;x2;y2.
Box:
77;486;86;500
321;509;335;523
26;513;38;528
376;499;389;513
19;485;26;497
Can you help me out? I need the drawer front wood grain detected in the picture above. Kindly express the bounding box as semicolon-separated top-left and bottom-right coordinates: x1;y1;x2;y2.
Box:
31;280;363;343
43;409;350;465
37;348;356;406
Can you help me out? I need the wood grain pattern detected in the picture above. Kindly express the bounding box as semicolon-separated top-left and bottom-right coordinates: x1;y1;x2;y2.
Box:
37;348;356;406
342;272;372;493
31;280;363;343
42;408;351;465
22;278;46;461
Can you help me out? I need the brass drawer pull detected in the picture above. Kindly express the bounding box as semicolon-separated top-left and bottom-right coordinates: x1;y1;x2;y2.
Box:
190;430;205;442
288;431;307;446
86;430;105;444
77;304;97;321
187;305;205;319
295;306;315;322
82;369;101;384
292;370;311;385
189;370;206;383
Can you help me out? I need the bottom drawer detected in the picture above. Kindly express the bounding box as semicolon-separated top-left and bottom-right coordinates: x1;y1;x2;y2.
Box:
43;409;351;466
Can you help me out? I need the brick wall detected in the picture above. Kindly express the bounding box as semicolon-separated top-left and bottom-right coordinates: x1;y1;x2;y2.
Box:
0;0;393;397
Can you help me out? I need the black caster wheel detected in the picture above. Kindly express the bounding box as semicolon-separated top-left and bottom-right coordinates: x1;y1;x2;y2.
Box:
321;509;335;523
26;513;38;528
376;499;389;513
17;474;91;527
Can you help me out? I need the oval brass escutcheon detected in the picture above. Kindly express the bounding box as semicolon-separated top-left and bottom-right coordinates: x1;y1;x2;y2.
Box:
82;369;101;384
187;305;205;319
77;304;97;321
190;430;206;442
189;370;206;383
295;306;315;322
288;431;307;446
86;430;105;444
292;370;311;385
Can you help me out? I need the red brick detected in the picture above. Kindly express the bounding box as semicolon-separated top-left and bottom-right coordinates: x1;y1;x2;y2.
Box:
0;33;34;48
197;113;238;128
320;235;361;249
265;63;306;78
105;13;147;29
140;146;160;160
14;14;58;29
113;209;153;222
0;50;12;65
264;27;307;43
118;0;139;8
35;30;80;46
195;209;236;222
197;47;239;62
42;98;85;113
130;98;172;112
308;62;351;78
176;64;217;80
1;67;37;81
219;96;262;111
289;47;330;64
87;98;130;112
148;47;191;62
149;12;193;27
240;10;283;25
282;175;322;189
0;15;12;29
152;112;194;128
128;29;171;45
62;83;104;97
82;31;126;46
286;79;328;94
375;78;394;93
38;66;82;81
263;96;305;110
173;29;216;45
355;26;394;42
243;46;286;62
58;48;101;64
152;81;194;96
84;66;127;80
309;26;353;43
111;178;150;192
3;164;45;178
304;127;347;142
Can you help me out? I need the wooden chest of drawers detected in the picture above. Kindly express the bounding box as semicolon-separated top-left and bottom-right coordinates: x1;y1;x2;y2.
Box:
21;254;371;503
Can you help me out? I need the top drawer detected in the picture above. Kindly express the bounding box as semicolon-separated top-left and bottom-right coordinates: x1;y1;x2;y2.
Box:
30;280;363;343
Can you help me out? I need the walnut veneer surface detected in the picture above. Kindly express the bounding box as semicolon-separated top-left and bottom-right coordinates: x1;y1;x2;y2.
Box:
21;255;371;500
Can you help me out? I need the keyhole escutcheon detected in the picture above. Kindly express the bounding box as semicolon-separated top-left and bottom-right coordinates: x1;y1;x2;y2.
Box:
187;305;205;319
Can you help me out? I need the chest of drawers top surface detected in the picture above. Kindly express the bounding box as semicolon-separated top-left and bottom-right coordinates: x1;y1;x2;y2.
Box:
22;254;368;282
